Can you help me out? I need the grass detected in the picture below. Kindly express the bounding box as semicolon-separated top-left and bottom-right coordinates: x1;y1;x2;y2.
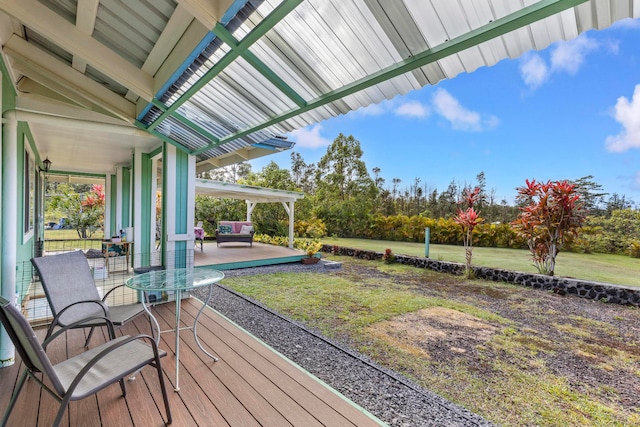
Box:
321;237;640;287
221;256;640;427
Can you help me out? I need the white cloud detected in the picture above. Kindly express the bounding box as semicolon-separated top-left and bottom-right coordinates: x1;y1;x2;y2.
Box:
519;34;607;90
605;84;640;152
519;53;549;89
550;34;599;75
349;99;393;118
611;17;640;29
394;100;430;118
289;124;332;149
432;88;497;131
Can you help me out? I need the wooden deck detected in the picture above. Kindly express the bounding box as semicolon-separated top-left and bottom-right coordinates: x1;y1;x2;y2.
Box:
0;297;383;426
194;241;308;269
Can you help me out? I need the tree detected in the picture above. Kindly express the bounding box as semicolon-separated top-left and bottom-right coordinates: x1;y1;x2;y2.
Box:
199;162;251;183
571;175;608;216
511;179;584;276
290;152;316;194
454;187;483;277
48;184;104;238
314;134;377;236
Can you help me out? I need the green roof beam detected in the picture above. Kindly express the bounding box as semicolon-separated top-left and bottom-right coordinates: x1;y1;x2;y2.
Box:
212;24;307;108
134;121;193;154
146;0;303;133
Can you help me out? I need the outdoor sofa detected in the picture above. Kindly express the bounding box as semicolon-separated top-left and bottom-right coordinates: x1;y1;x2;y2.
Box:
215;221;254;247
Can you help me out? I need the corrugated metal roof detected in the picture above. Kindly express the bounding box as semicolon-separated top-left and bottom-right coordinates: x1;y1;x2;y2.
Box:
169;0;624;160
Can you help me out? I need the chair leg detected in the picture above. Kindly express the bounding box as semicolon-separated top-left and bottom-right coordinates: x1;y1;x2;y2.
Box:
83;326;96;348
1;370;28;427
155;360;172;424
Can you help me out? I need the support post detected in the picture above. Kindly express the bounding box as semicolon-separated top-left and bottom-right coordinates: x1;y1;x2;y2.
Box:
425;227;430;258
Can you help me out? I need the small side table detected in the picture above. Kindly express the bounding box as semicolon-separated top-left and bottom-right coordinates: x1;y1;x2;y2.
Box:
101;241;133;273
125;268;225;391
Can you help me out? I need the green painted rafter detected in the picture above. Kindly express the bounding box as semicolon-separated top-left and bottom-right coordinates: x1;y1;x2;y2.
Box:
150;99;221;146
144;0;303;136
193;0;588;155
212;23;307;108
134;120;193;154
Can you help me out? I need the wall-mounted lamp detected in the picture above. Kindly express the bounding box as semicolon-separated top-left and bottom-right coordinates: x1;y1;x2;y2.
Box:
42;157;52;173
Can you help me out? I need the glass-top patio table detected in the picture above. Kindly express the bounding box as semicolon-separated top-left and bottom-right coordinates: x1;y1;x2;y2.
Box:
126;268;225;391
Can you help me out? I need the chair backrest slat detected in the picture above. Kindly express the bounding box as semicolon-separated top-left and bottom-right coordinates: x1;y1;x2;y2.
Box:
32;251;104;325
0;297;66;395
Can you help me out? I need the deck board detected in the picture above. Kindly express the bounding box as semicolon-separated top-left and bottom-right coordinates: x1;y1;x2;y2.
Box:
0;298;383;427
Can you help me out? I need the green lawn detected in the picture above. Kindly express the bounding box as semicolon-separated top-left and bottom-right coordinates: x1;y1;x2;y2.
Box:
321;237;640;287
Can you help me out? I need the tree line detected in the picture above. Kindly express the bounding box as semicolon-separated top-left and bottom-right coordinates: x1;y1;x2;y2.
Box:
196;133;640;258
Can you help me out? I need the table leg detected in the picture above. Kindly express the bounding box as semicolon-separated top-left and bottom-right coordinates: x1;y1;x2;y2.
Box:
174;289;182;392
193;284;219;361
139;293;161;345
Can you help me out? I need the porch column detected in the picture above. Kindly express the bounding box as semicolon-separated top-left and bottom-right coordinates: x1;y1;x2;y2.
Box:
1;114;17;367
281;200;295;249
114;166;131;234
163;144;195;269
132;148;155;268
104;173;112;237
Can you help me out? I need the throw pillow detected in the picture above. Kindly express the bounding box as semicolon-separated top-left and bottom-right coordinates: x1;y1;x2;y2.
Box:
219;224;232;234
239;225;253;234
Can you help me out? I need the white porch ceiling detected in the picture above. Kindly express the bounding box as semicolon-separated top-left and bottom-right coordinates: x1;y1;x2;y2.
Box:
195;178;304;203
0;0;637;177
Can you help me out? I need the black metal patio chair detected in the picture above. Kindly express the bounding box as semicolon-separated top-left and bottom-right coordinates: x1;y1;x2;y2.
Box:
0;296;172;426
31;251;153;348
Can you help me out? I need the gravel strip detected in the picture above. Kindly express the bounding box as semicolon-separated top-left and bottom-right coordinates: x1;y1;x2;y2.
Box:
193;261;494;427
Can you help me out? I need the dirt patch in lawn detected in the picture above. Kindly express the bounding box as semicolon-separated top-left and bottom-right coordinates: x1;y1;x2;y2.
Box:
368;307;497;358
328;258;640;426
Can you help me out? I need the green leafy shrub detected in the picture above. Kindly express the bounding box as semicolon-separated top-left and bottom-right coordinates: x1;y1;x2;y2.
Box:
628;241;640;258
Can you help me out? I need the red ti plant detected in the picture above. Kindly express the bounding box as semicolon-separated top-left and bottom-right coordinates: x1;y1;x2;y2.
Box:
454;187;483;277
511;179;584;276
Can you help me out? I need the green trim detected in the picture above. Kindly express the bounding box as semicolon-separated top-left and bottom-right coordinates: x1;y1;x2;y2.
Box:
110;175;117;234
149;145;163;158
139;152;153;265
121;168;131;229
194;0;587;154
196;254;308;270
145;0;303;133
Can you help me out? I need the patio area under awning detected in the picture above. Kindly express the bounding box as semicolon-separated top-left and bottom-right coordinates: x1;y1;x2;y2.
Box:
195;178;305;248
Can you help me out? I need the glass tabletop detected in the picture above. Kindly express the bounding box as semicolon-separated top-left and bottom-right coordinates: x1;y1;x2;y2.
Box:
125;268;225;292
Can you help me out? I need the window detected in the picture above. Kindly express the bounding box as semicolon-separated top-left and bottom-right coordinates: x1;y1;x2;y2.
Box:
24;150;35;233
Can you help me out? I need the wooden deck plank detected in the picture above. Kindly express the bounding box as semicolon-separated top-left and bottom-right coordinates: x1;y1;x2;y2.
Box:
151;304;288;426
0;298;384;427
126;311;236;427
177;300;358;427
163;302;329;427
119;321;200;427
184;298;382;427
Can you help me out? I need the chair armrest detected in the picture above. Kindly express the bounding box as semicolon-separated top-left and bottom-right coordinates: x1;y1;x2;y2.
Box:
44;315;115;348
102;283;126;301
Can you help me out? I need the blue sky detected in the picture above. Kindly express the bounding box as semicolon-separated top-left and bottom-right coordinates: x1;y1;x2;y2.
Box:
251;18;640;204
